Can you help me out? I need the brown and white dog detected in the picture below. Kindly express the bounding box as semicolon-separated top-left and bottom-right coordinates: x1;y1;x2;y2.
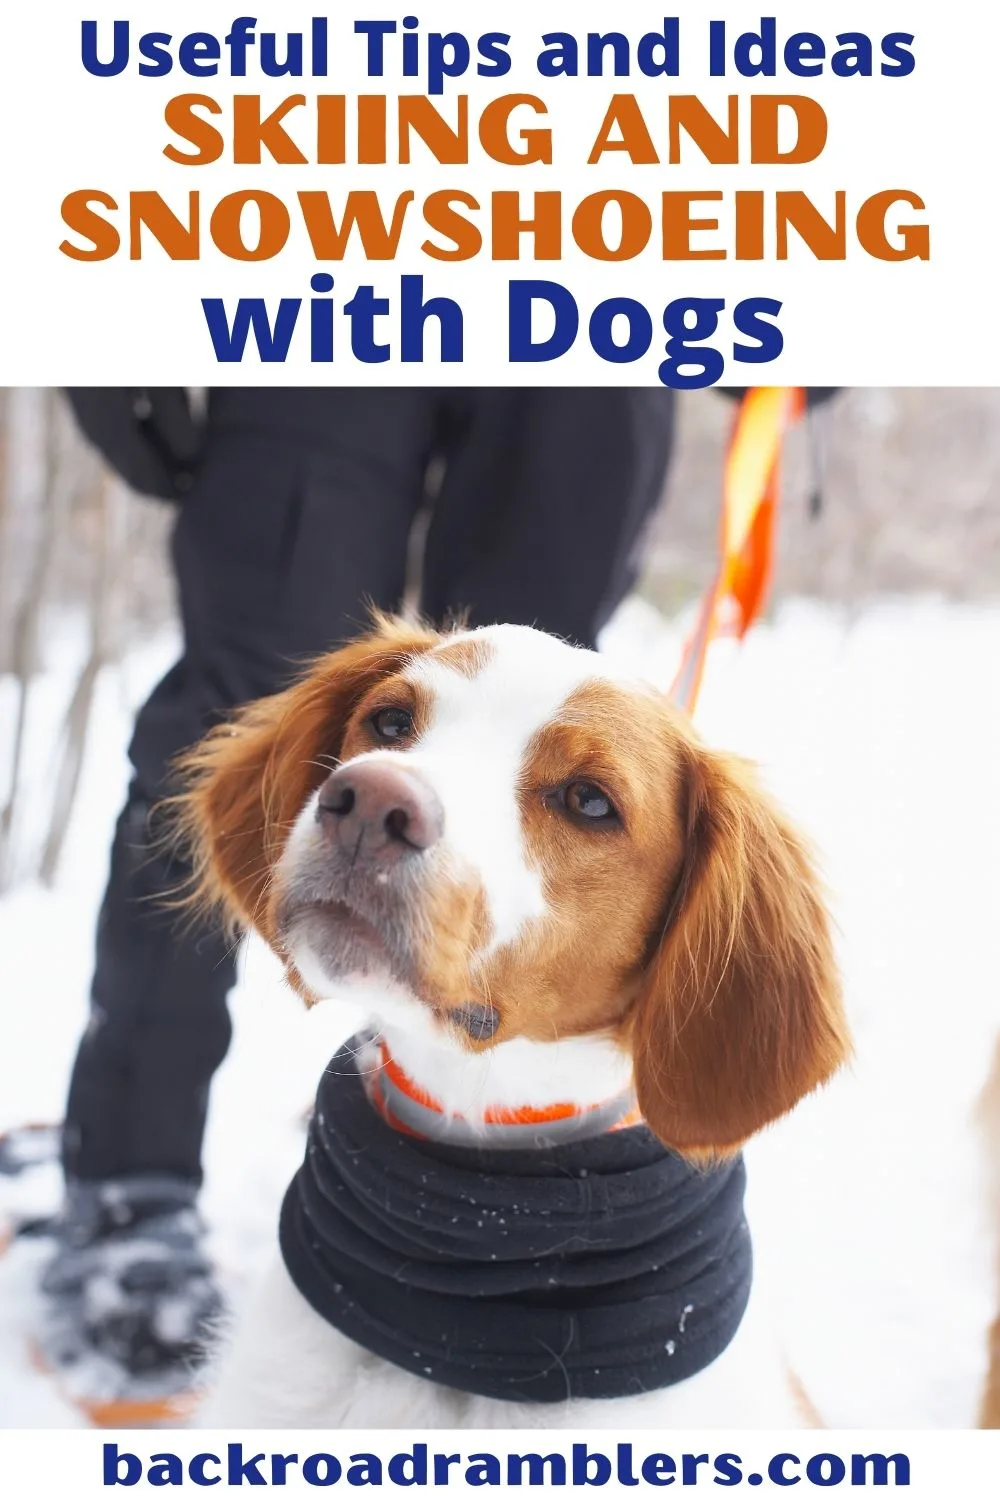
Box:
177;616;849;1428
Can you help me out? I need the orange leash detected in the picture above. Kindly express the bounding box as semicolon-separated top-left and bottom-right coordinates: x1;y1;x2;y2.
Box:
669;388;806;715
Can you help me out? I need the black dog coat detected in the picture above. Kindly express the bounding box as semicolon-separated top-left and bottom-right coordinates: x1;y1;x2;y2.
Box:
279;1038;752;1403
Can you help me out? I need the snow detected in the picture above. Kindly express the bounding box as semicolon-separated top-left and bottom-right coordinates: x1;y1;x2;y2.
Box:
1;596;999;1428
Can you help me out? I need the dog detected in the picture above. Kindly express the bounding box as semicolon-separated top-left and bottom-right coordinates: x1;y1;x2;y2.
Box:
176;615;849;1428
977;1037;1000;1427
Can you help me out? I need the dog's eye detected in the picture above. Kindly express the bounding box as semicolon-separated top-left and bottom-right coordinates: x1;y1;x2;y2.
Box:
562;781;619;826
370;707;414;742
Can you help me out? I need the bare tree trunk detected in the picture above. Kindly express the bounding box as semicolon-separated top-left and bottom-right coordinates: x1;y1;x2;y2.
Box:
0;388;15;675
0;392;79;888
40;472;125;885
0;391;9;569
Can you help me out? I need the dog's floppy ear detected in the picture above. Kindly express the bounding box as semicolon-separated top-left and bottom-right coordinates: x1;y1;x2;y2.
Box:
630;744;849;1159
172;615;439;935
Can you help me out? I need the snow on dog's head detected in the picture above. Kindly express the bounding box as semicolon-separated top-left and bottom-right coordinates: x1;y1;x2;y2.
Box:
175;614;848;1155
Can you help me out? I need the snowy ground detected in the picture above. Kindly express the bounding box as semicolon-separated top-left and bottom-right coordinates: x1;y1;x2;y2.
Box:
1;597;998;1429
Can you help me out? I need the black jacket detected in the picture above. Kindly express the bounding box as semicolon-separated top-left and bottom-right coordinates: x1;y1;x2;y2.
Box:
65;388;204;500
66;387;839;504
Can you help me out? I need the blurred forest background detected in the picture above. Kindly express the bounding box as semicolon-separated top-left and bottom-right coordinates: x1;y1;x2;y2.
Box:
1;386;998;886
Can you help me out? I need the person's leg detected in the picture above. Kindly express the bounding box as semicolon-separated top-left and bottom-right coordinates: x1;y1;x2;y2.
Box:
421;390;675;648
46;390;439;1405
62;389;440;1188
60;784;234;1186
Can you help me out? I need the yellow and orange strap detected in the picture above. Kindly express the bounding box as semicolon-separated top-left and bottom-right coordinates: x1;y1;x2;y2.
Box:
669;387;806;716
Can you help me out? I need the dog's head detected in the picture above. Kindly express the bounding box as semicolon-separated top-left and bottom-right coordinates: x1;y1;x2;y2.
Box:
176;615;848;1157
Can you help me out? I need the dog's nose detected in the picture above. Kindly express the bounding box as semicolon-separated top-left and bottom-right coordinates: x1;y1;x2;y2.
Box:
316;761;443;858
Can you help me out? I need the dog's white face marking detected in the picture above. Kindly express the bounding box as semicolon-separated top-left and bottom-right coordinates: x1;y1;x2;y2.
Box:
401;626;609;949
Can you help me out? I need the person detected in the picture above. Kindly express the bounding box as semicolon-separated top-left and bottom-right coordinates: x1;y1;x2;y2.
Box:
38;386;681;1409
